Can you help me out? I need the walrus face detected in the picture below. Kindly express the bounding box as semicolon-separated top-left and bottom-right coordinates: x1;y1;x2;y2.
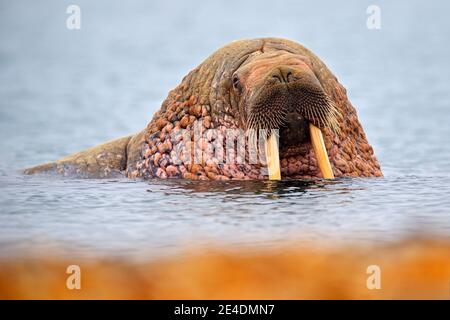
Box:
231;52;340;158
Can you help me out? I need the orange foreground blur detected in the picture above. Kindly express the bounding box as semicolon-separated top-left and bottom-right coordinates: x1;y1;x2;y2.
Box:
1;239;449;299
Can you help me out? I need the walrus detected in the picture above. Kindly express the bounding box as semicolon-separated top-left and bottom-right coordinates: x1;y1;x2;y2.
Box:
24;38;382;180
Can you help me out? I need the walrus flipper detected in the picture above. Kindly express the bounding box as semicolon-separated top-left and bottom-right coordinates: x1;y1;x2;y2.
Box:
24;135;133;178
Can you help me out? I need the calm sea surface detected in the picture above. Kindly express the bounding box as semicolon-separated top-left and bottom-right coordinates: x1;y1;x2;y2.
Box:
1;0;449;259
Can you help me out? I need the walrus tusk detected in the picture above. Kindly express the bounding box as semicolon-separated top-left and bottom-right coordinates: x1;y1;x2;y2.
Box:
309;123;335;179
265;131;281;180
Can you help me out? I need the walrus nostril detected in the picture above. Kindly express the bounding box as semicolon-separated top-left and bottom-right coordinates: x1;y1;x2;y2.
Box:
270;66;295;84
272;74;282;83
286;71;293;83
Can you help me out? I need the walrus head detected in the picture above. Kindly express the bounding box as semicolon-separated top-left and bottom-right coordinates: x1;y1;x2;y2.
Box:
132;38;382;180
230;51;340;158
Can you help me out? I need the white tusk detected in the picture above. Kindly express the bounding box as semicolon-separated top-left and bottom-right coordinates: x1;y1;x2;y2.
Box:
309;123;335;179
265;131;281;180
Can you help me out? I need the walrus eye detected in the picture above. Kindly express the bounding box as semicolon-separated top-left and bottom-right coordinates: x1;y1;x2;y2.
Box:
232;75;242;93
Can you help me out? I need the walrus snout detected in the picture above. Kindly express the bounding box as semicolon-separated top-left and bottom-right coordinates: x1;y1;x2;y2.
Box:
269;66;296;84
247;72;339;134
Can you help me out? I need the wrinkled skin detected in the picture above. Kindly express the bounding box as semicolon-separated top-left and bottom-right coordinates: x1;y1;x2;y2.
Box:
25;38;382;180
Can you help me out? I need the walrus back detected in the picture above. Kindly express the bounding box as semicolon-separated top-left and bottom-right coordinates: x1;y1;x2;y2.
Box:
23;135;134;179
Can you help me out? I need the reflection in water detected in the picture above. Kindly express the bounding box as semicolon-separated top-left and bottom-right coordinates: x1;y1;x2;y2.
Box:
152;178;347;199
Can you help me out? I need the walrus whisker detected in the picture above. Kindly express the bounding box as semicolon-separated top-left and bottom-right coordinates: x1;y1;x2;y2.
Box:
293;89;341;135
